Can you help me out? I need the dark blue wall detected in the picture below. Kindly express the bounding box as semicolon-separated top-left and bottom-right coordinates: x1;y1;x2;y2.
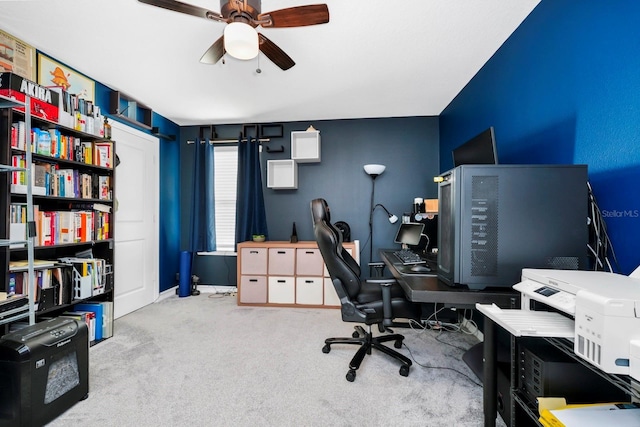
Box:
94;82;181;292
156;116;181;292
180;117;439;283
440;0;640;274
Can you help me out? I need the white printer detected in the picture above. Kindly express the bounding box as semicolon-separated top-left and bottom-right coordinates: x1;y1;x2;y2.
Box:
513;268;640;378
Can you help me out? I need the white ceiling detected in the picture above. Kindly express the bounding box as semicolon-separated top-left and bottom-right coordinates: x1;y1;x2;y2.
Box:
0;0;540;126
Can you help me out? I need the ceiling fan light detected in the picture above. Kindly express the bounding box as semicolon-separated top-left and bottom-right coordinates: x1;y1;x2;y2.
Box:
224;22;259;60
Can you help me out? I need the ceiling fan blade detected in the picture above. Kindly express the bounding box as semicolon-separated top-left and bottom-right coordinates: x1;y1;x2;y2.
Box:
258;34;295;70
200;36;225;64
137;0;224;22
258;4;329;28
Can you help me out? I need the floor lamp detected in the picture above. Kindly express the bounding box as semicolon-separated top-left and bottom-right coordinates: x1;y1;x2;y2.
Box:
364;164;398;276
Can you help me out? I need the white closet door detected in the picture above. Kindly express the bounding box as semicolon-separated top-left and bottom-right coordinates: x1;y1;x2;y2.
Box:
110;120;159;318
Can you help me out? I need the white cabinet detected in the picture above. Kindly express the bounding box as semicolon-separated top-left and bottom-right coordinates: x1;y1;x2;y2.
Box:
268;277;295;303
268;248;295;275
296;277;323;304
291;130;321;163
323;278;340;307
239;276;267;304
236;241;359;308
238;247;268;303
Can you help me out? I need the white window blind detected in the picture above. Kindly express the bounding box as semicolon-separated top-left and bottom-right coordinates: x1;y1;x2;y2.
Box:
214;146;238;252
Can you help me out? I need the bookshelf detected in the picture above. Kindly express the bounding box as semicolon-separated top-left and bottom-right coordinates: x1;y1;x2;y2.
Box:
0;93;33;327
110;90;152;130
0;88;115;343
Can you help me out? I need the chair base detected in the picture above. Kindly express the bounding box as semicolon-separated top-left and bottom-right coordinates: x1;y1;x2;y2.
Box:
322;325;412;382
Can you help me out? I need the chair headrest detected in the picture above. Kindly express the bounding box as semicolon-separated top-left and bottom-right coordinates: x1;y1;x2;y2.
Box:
310;198;331;224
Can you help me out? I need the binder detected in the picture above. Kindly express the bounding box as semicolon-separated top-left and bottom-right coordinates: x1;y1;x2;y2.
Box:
58;257;106;298
74;303;103;341
63;310;95;343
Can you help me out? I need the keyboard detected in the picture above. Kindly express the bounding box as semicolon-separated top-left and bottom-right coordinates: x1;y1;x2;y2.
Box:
393;249;427;265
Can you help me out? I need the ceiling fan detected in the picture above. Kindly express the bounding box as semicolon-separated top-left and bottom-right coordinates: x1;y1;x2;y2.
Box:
138;0;330;70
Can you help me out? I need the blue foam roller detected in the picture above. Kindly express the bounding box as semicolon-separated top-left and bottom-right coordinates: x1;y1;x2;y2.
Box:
179;251;192;297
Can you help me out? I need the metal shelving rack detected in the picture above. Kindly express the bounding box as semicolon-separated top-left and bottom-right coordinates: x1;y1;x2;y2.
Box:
0;93;36;326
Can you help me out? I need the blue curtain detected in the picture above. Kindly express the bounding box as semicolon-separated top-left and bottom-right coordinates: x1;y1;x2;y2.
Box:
189;138;216;252
236;136;268;245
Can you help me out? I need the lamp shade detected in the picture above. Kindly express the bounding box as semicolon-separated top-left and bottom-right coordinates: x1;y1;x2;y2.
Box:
224;22;259;60
364;164;386;176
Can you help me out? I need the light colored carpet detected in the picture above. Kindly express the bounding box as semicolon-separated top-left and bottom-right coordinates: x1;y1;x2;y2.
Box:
47;293;505;427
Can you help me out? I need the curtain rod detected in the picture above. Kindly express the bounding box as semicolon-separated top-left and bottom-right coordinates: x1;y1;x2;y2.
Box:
186;138;271;144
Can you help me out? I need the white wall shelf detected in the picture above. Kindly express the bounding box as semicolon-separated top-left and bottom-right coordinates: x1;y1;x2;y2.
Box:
267;159;298;189
291;130;321;163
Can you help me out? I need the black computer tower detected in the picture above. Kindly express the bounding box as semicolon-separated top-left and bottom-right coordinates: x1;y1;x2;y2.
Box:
437;164;588;289
0;317;89;427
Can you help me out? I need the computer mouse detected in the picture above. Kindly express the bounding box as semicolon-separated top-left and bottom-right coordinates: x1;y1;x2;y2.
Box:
410;264;431;273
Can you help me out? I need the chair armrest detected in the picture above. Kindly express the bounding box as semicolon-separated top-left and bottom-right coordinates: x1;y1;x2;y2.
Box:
368;262;386;277
366;279;394;326
365;278;396;285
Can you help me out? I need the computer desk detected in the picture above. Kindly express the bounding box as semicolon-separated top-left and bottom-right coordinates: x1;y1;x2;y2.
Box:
380;250;518;308
380;250;519;427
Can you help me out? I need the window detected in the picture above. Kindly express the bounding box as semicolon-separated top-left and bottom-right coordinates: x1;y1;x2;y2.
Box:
213;146;238;252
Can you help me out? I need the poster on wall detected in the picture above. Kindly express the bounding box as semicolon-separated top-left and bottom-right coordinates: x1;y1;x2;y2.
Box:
0;29;36;80
37;53;95;102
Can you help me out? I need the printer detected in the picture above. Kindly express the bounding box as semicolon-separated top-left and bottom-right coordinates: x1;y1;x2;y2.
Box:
513;268;640;378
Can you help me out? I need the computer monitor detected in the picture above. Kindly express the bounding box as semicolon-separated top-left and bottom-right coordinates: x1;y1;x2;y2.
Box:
452;127;498;167
394;223;425;246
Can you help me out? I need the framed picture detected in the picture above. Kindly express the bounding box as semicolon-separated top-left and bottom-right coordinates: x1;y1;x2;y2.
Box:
0;29;36;80
37;53;95;102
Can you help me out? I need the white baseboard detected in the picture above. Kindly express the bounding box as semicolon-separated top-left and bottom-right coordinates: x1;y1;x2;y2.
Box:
156;285;237;302
157;286;178;302
198;285;237;294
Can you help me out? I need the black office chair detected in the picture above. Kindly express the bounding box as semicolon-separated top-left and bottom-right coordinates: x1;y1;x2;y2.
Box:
310;198;421;382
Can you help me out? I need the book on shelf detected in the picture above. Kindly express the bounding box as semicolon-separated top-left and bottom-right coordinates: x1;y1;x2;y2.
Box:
9;259;57;270
33;163;46;188
9;156;47;195
98;175;110;199
74;303;104;340
9;222;26;248
100;301;114;338
58;211;75;244
10;120;26;150
80;141;93;165
538;399;640;427
62;311;96;343
32;207;110;245
58;257;107;297
33;127;52;155
8;265;72;309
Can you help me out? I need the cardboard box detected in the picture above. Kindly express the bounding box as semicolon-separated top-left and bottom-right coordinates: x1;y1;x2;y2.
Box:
0;72;59;122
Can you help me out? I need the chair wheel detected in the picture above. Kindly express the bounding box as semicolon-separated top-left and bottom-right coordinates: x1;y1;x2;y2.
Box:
322;344;331;354
394;339;403;349
352;331;360;338
399;365;410;377
346;369;356;382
